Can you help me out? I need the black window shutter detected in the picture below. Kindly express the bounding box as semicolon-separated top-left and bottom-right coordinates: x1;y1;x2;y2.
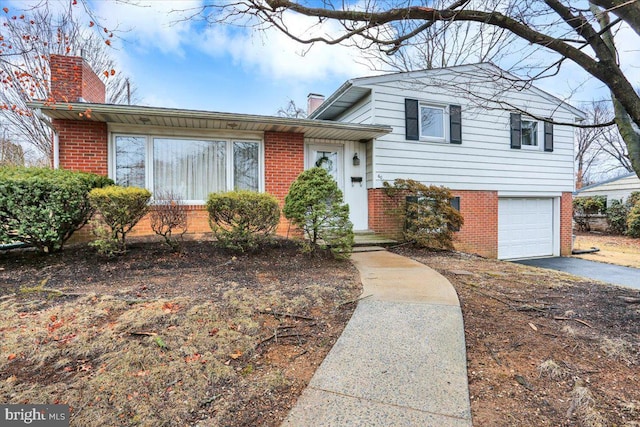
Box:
450;197;461;232
450;105;462;144
405;99;419;141
544;119;554;152
510;113;521;149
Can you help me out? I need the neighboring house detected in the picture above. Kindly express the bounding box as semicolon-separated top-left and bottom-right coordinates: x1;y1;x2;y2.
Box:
575;172;640;206
309;64;585;259
30;56;584;259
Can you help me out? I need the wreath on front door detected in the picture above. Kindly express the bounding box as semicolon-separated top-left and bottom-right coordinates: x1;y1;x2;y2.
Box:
315;155;333;170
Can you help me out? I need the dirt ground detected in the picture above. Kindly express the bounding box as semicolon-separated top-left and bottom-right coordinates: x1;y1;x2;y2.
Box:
394;247;640;427
573;232;640;269
0;238;361;427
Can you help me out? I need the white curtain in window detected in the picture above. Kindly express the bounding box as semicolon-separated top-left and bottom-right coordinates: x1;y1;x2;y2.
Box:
154;138;226;200
233;141;259;191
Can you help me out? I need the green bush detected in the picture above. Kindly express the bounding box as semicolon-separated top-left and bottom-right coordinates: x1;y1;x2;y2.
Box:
89;186;151;255
283;167;354;258
0;167;112;252
383;179;463;249
206;191;280;251
573;196;607;232
606;199;629;235
627;201;640;238
626;191;640;209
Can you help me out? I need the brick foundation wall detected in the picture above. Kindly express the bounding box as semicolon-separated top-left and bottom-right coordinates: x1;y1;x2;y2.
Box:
367;189;405;239
264;131;305;235
368;188;499;258
53;119;108;175
560;192;573;256
50;55;105;103
451;190;499;258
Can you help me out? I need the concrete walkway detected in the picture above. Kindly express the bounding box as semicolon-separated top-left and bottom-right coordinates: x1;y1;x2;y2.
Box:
282;250;472;427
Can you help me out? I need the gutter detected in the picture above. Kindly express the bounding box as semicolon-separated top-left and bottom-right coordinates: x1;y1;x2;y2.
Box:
35;108;59;168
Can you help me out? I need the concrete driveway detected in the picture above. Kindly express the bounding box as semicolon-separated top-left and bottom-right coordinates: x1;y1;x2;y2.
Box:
515;257;640;290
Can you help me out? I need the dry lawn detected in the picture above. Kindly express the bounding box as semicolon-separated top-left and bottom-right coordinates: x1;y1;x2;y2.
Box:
573;232;640;268
395;247;640;427
0;239;361;426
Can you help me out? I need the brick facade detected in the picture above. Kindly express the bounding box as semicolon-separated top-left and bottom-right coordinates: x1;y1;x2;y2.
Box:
50;55;105;103
264;131;305;235
450;190;499;258
53;119;108;175
560;192;573;256
368;188;499;258
368;189;573;259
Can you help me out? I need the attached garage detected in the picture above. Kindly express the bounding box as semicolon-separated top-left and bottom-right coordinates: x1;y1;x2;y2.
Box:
498;198;556;260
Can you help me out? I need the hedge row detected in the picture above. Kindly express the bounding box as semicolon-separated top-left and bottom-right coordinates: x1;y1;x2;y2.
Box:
0;167;112;252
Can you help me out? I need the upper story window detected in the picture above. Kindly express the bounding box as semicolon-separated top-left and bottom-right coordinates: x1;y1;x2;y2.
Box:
420;105;445;139
405;99;462;144
112;135;262;203
521;120;538;147
510;113;554;152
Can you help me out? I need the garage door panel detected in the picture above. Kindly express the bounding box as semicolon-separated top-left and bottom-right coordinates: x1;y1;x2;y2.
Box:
498;198;554;259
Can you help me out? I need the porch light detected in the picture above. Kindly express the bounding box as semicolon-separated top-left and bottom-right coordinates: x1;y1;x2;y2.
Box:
353;153;360;166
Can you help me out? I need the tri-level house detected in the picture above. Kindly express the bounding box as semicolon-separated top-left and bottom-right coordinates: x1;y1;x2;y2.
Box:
30;56;584;259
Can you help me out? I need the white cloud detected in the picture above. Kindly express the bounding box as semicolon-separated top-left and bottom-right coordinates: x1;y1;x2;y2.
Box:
92;0;201;55
196;12;384;82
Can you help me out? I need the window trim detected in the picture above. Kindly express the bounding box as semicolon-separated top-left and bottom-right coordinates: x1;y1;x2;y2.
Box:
109;133;265;204
520;119;540;150
418;103;447;142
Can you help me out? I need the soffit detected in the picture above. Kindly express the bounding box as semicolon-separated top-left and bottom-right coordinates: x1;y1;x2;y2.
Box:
28;102;391;141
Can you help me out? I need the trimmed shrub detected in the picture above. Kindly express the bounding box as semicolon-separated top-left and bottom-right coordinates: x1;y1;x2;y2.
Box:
606;199;629;235
207;191;280;251
150;191;188;252
627;201;640;238
283;167;353;258
626;191;640;209
89;186;151;255
573;196;607;232
383;179;463;249
0;167;112;252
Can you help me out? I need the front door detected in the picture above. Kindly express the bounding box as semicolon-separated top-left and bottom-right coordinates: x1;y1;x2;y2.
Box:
306;143;367;230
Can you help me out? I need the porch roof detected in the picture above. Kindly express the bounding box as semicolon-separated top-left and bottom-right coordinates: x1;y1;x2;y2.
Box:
28;102;392;141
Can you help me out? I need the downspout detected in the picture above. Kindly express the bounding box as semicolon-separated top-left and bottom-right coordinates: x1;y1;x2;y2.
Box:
35;108;59;168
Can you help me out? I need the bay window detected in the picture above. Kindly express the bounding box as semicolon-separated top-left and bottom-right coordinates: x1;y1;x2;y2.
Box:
112;135;262;202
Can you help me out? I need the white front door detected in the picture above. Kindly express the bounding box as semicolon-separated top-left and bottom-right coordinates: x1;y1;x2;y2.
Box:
306;143;367;230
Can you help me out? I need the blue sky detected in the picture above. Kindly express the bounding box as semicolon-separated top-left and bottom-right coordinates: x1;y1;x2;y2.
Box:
6;0;640;115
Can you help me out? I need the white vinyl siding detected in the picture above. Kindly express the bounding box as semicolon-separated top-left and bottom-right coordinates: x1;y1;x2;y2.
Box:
576;173;640;206
334;94;373;124
350;73;575;194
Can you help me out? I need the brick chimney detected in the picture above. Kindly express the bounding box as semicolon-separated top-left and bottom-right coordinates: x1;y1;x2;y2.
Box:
50;55;105;103
307;93;325;116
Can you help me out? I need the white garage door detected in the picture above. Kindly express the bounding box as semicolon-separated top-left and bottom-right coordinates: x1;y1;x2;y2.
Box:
498;198;554;259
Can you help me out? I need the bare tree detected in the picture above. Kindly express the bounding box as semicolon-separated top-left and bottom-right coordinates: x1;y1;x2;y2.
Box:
276;99;306;118
576;101;632;187
0;131;25;167
0;3;138;163
189;0;640;179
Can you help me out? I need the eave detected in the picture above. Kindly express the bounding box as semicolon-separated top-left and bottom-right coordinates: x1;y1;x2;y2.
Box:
28;102;392;141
